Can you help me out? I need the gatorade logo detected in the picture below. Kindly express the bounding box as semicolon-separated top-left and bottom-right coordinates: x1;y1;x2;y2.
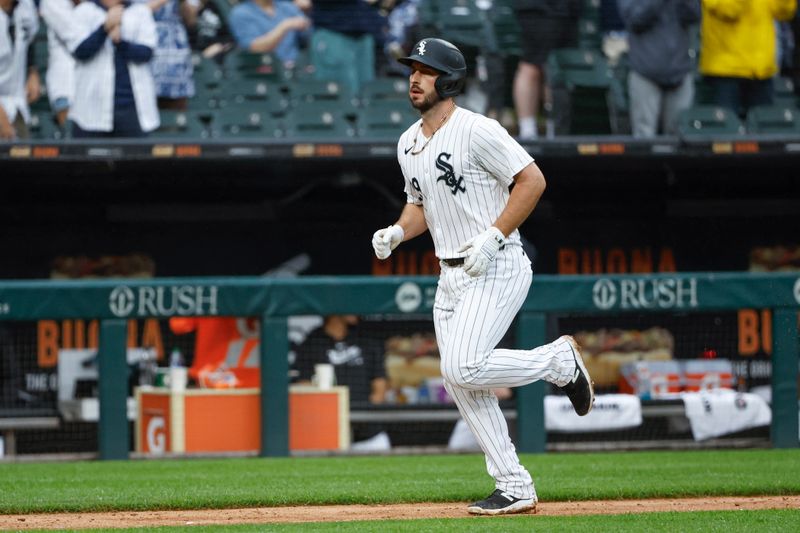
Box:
146;416;166;454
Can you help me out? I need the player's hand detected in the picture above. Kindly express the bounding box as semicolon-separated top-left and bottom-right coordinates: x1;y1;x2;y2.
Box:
372;224;404;260
457;227;505;277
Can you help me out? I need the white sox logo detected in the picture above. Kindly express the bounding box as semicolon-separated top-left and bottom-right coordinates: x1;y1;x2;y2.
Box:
436;152;466;195
417;40;427;55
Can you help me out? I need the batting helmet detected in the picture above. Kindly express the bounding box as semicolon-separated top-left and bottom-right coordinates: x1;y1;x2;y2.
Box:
398;38;466;98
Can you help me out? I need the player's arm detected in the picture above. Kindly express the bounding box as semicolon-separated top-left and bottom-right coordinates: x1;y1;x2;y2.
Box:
492;162;546;238
394;203;428;241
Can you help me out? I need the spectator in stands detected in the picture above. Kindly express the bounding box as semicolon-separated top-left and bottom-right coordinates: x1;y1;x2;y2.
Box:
69;0;160;137
0;0;40;140
309;0;387;93
699;0;797;118
618;0;700;138
512;0;581;140
228;0;311;67
293;314;391;451
40;0;81;128
384;0;419;65
601;0;628;66
135;0;201;110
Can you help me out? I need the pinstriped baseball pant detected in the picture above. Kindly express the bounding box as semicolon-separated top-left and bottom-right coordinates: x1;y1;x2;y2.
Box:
434;246;577;500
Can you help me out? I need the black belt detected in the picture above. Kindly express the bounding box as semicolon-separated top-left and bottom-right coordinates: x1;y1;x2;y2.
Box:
441;245;505;267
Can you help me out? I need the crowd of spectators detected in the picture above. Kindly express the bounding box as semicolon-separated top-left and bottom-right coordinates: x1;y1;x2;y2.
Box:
0;0;798;140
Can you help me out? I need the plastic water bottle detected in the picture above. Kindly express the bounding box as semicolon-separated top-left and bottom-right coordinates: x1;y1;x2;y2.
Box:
169;347;184;368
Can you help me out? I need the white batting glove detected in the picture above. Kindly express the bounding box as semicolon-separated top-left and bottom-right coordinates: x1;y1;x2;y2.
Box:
372;224;405;260
457;227;505;277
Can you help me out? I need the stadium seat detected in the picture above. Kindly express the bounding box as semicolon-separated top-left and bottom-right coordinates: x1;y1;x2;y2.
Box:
676;105;746;137
283;102;355;139
578;18;602;50
224;78;289;116
287;79;355;109
358;77;408;107
424;0;489;49
152;110;213;138
213;105;283;139
226;51;284;82
193;56;226;90
547;48;621;134
773;77;797;107
745;104;800;134
487;0;522;57
356;100;418;140
29;113;67;140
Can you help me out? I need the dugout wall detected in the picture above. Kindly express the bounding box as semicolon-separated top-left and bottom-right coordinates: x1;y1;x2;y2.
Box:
0;273;797;459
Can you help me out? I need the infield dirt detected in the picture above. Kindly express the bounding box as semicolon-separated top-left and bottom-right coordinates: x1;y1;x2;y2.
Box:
1;495;799;530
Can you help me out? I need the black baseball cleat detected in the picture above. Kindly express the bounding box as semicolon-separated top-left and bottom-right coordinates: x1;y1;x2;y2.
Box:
559;335;595;416
467;489;536;515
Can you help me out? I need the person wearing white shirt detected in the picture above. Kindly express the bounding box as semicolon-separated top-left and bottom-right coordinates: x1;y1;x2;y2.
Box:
69;0;159;137
40;0;81;128
0;0;40;141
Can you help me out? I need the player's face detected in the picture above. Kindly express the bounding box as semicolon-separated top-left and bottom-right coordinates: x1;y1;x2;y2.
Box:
408;62;442;113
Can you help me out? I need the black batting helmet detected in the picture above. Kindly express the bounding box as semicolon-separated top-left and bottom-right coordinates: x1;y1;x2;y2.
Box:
398;38;466;98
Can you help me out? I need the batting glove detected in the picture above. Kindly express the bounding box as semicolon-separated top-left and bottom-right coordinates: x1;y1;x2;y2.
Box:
372;224;405;260
457;227;505;277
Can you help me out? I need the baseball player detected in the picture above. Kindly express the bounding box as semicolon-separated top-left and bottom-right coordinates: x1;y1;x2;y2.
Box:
372;38;595;516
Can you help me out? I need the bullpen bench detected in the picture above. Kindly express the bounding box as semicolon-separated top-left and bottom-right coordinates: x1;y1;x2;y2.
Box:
0;417;61;457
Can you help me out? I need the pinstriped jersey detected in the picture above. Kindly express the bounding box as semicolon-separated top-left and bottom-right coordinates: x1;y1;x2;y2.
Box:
396;106;534;259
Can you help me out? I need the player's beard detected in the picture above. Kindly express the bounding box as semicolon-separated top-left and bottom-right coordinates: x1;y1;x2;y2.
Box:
410;90;441;113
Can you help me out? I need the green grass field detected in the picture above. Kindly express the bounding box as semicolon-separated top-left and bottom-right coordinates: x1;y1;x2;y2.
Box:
87;510;797;533
1;449;799;515
3;449;800;532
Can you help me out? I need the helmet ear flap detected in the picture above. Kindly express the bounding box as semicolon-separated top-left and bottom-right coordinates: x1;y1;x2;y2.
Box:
435;74;465;98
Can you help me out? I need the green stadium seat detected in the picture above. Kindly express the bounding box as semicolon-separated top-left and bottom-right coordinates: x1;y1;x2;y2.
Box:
192;56;227;97
676;105;746;137
488;0;522;56
548;48;621;134
433;0;488;49
224;78;289;116
582;0;601;23
356;100;418;140
213;105;283;138
358;77;408;107
226;51;284;82
284;102;355;139
745;104;800;134
152;110;213;139
287;79;355;110
29;113;67;140
773;77;797;107
578;18;602;50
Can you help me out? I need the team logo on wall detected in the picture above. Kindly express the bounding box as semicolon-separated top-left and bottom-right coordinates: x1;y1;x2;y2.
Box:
109;285;219;317
436;153;465;195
